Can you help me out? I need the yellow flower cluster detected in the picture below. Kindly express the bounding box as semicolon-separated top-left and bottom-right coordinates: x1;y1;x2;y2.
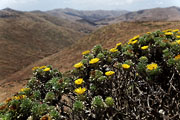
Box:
122;64;130;69
32;66;50;71
74;78;84;85
82;50;90;55
13;95;27;100
105;71;115;76
89;58;100;64
74;87;86;95
74;62;83;68
4;95;27;103
110;48;118;53
141;46;149;50
146;63;158;70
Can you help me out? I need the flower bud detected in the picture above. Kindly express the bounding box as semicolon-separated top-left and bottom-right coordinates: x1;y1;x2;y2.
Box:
105;97;114;107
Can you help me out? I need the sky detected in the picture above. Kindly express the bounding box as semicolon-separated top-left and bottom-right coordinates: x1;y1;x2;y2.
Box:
0;0;180;11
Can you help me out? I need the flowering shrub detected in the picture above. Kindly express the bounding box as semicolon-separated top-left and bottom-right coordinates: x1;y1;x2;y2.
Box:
1;29;180;119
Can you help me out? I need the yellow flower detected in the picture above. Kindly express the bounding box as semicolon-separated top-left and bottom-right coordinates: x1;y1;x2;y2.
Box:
89;58;100;64
147;32;151;34
21;95;27;99
74;62;83;68
128;40;138;45
128;35;139;44
82;50;90;55
13;95;27;100
110;48;118;53
14;96;21;100
176;40;180;44
165;29;172;32
43;68;50;72
32;67;39;71
146;63;158;70
74;78;84;85
40;66;46;69
131;40;138;44
176;36;180;39
136;73;139;76
133;35;140;40
173;29;179;32
162;30;167;32
105;71;115;76
122;64;130;69
129;38;133;42
175;54;180;60
116;42;122;47
74;87;86;95
141;46;149;50
20;88;30;92
165;32;173;36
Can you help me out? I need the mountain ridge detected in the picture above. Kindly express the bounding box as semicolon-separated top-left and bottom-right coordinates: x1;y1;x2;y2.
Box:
110;6;180;22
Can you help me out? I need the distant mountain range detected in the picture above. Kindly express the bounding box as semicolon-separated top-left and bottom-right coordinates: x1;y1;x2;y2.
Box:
46;8;128;26
46;6;180;25
111;6;180;22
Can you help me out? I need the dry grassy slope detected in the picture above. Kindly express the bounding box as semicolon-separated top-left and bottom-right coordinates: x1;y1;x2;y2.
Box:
1;21;180;102
31;11;95;33
0;9;95;80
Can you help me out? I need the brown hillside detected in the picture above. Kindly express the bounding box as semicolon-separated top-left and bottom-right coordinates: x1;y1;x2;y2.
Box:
1;21;180;102
0;9;95;80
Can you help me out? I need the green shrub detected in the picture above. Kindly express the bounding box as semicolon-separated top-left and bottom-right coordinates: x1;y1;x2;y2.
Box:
1;29;180;119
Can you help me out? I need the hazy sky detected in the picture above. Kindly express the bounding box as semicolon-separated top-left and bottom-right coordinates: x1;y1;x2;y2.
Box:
0;0;180;11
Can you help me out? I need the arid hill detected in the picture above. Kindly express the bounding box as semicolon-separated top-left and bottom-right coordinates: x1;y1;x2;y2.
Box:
1;21;180;102
0;8;95;80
